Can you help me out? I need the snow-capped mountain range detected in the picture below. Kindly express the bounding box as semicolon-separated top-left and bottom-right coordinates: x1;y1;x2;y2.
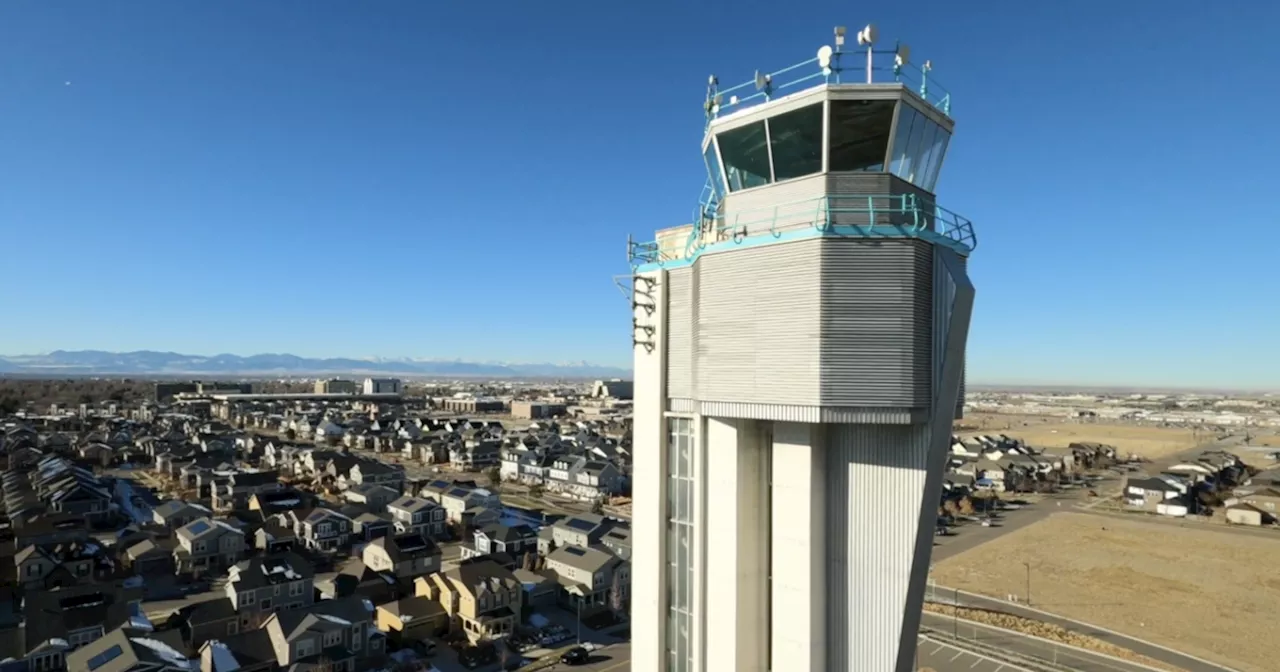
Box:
0;350;631;379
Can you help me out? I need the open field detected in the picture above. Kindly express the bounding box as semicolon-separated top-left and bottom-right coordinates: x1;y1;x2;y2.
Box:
1252;434;1280;448
957;413;1207;460
931;512;1280;672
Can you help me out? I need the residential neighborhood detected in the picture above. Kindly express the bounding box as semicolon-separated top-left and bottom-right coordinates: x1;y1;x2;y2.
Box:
0;377;635;672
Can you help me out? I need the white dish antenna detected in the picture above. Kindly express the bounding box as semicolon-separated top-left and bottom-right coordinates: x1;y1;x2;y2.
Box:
895;44;911;67
817;45;834;68
857;24;877;46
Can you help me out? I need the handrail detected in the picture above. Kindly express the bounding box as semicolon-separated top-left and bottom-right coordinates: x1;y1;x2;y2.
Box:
706;46;953;125
629;193;976;268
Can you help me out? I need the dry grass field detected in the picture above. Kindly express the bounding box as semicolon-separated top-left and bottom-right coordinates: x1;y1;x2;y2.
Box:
957;413;1205;460
931;512;1280;672
1253;433;1280;448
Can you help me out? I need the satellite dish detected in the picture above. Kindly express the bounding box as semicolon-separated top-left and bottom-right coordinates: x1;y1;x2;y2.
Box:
817;45;834;68
924;59;933;70
857;24;878;46
754;71;771;91
895;44;911;66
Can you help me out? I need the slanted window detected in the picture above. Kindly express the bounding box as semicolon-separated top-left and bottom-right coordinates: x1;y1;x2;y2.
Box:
828;99;895;172
717;121;771;191
767;103;823;180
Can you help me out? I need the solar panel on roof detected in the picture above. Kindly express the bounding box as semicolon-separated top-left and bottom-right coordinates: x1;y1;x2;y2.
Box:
402;498;416;507
187;520;211;535
566;518;595;532
565;547;587;556
87;644;124;671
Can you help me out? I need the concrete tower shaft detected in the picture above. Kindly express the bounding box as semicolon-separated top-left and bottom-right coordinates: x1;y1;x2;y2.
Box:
629;39;976;672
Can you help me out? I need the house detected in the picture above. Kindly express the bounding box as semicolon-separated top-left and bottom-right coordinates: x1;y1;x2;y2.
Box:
210;471;282;511
174;517;246;575
23;580;146;656
1238;487;1280;514
1123;476;1185;513
225;552;316;625
414;558;523;643
432;485;501;525
247;488;311;518
67;627;192;672
344;460;404;491
125;538;177;576
1225;502;1273;527
461;524;537;561
540;513;609;554
343;483;401;510
375;597;449;643
297;508;353;552
260;595;384;672
385;495;447;537
254;523;298;554
198;631;276;672
152;500;213;529
362;533;442;579
545;545;629;610
545;457;626;500
16;540;112;588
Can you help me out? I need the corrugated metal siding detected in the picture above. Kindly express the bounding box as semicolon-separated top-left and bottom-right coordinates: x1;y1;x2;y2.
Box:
721;174;828;237
696;240;822;406
933;252;969;420
826;424;932;672
697;401;919;424
666;269;693;399
819;240;933;408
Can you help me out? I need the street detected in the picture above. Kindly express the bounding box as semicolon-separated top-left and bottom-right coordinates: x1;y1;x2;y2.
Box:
921;614;1161;672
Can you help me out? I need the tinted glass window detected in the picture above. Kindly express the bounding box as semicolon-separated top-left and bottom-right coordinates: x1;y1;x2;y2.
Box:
767;103;823;180
828;100;896;172
914;121;943;187
717;122;771;191
903;111;933;183
889;104;920;177
922;129;951;192
703;141;726;200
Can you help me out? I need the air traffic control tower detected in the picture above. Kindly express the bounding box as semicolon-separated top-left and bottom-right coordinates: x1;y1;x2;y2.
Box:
627;25;977;672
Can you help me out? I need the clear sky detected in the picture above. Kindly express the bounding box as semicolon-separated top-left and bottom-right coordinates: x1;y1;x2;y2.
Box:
1;1;1276;388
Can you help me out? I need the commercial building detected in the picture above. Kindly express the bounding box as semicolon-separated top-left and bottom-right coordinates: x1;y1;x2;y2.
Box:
315;378;358;394
627;30;976;672
511;401;567;419
363;377;403;395
441;397;505;414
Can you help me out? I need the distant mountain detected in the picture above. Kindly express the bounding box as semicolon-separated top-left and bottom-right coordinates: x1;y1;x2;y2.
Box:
0;350;631;379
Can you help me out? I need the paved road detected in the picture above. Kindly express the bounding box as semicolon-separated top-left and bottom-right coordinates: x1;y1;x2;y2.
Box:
935;589;1236;672
921;614;1159;672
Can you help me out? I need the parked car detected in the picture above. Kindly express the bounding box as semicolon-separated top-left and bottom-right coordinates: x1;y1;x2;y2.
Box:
560;647;589;666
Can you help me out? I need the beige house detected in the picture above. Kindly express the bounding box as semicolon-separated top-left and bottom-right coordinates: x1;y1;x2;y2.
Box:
1240;487;1280;514
174;517;246;575
262;595;383;672
413;558;523;643
362;533;441;579
375;596;449;642
545;545;629;609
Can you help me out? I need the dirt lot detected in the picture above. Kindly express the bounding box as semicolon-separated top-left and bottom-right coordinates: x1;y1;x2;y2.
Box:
1253;433;1280;448
931;512;1280;672
957;413;1205;460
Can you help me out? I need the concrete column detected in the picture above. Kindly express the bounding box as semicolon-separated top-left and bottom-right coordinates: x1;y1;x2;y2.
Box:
704;418;768;671
630;270;667;672
770;422;825;672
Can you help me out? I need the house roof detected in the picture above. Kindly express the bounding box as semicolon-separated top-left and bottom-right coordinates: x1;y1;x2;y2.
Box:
227;552;314;590
547;544;619;575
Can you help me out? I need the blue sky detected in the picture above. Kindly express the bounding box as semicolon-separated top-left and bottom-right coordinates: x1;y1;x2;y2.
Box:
0;1;1276;388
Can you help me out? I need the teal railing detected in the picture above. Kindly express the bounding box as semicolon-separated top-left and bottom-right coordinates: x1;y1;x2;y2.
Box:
629;193;976;268
706;46;952;125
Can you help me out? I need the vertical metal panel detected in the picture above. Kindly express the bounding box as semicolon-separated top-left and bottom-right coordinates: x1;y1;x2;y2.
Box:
826;423;932;672
933;251;969;419
819;239;933;408
667;269;693;399
696;240;822;406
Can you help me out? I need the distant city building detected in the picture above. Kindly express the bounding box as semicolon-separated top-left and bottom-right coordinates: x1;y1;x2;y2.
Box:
591;379;633;400
442;397;505;414
511;401;567;420
154;380;249;401
315;378;358;394
363;377;403;395
154;381;198;401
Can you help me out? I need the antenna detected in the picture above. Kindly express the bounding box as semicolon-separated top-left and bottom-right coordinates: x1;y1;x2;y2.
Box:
893;43;911;80
856;24;877;84
817;45;834;72
754;70;773;98
834;26;847;51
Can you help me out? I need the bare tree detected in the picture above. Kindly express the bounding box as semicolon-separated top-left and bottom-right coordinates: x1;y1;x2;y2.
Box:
609;571;625;615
